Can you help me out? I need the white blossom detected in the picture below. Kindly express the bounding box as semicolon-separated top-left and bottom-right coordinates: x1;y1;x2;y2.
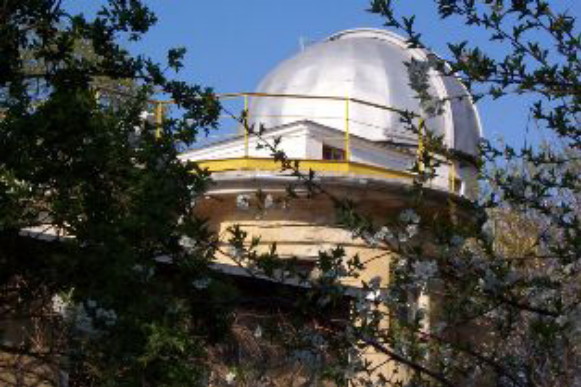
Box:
354;299;370;315
354;288;378;315
322;263;348;279
373;226;395;244
178;235;197;254
228;245;244;260
264;194;274;209
291;349;316;363
53;294;117;331
225;371;236;385
51;294;71;318
361;231;379;247
74;305;96;334
412;260;438;282
481;219;495;242
95;307;118;327
139;110;153;121
399;209;420;224
254;325;262;338
405;224;419;238
306;332;327;348
396;256;409;269
368;276;382;290
365;289;381;302
450;235;465;247
236;194;250;210
556;314;568;327
192;277;211;290
479;269;500;292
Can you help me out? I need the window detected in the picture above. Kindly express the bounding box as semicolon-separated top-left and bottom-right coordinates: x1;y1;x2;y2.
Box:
453;178;463;194
322;145;345;161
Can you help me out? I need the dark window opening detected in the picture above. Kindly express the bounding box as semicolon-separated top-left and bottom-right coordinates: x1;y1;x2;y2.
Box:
322;145;345;161
453;178;463;194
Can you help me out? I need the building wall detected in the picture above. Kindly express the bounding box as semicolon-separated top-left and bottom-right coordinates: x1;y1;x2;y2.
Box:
195;183;428;385
196;188;404;287
192;167;484;386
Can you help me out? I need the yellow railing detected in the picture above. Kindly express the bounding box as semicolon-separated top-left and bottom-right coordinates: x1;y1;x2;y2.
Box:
194;157;414;180
154;92;459;192
151;91;420;162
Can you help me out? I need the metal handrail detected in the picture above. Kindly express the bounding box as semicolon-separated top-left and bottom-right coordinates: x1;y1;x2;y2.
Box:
155;92;463;191
150;91;422;162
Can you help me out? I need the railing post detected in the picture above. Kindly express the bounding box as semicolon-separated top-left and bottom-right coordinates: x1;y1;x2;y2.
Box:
448;161;457;193
154;101;164;139
243;94;249;158
417;118;425;173
344;96;350;161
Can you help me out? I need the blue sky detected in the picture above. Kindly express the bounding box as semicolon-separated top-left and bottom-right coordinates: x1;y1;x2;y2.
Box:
65;1;580;148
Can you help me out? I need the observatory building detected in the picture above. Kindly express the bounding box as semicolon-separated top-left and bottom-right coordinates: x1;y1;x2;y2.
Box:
0;28;484;387
181;28;481;269
180;28;482;381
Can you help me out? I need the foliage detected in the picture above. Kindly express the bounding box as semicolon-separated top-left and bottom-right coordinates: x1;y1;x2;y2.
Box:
0;1;221;386
1;1;580;387
332;1;579;385
230;1;580;386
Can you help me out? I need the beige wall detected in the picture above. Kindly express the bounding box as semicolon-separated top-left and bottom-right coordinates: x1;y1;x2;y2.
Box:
196;191;402;288
196;187;414;385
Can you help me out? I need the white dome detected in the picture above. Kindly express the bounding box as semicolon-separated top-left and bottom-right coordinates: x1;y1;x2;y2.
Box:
248;29;482;155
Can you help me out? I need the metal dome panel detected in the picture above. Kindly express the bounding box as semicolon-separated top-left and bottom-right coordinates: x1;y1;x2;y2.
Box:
247;28;481;155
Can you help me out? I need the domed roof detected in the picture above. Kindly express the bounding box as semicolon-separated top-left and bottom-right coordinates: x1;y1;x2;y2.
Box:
248;29;482;155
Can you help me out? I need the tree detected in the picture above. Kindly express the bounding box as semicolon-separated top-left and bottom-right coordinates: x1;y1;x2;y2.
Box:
1;1;221;386
1;1;579;387
290;1;579;386
364;2;580;385
227;1;580;386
